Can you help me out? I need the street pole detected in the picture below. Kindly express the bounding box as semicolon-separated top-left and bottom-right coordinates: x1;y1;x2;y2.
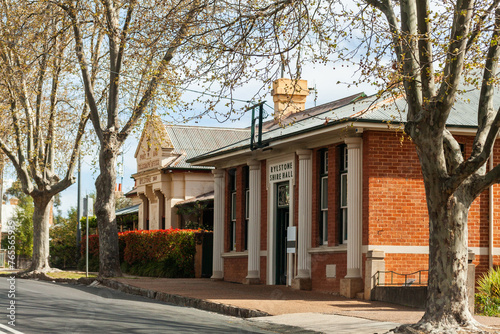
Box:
77;154;82;259
86;208;89;278
84;195;93;278
0;158;3;252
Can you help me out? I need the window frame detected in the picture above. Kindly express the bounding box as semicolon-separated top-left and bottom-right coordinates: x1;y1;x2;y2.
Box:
339;145;348;245
319;149;328;245
228;169;237;251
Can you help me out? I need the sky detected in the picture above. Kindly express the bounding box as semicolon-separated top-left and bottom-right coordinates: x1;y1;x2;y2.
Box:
3;62;376;218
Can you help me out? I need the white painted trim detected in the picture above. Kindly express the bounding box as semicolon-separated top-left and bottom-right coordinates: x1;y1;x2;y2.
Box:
266;153;296;285
468;247;500;256
308;245;348;254
221;251;248;258
362;245;429;254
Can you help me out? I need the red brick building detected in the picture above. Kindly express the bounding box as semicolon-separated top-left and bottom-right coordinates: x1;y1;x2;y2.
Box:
188;78;500;299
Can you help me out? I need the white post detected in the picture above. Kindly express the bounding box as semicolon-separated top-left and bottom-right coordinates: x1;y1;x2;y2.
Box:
84;195;93;278
245;160;261;284
345;137;363;278
295;149;312;280
212;169;225;279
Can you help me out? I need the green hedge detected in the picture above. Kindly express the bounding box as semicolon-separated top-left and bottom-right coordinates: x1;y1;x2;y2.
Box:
80;228;199;277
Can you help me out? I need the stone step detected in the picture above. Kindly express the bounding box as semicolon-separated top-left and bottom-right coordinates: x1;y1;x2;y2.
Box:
355;291;365;300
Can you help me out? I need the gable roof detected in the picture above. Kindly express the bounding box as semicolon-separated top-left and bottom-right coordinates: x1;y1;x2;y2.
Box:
188;82;498;164
134;114;173;159
162;125;250;169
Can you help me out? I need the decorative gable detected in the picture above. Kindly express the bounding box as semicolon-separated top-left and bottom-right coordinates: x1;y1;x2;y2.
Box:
135;115;175;172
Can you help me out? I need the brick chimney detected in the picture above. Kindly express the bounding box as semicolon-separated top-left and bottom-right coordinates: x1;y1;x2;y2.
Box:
271;78;309;123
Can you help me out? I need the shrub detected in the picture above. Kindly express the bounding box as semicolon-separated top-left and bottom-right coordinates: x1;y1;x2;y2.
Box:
81;228;198;278
78;234;100;272
475;267;500;316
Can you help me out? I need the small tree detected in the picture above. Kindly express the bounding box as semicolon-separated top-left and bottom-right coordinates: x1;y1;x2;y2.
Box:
49;208;78;269
2;184;34;264
0;1;90;273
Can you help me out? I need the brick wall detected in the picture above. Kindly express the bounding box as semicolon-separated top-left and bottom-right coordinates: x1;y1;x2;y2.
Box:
364;131;428;247
363;131;500;281
260;256;267;283
310;252;347;292
224;257;248;283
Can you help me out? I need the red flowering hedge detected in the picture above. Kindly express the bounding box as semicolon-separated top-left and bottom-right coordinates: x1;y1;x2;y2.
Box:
81;228;199;277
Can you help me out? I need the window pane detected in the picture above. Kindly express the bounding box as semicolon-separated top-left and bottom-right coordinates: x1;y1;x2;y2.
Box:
278;184;289;207
343;209;348;242
344;147;348;170
340;173;347;207
323;211;328;243
231;192;236;221
245;190;250;220
232;221;236;250
324;151;328;173
321;176;328;210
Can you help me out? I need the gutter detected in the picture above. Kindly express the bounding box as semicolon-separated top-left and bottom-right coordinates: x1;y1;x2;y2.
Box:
188;116;479;165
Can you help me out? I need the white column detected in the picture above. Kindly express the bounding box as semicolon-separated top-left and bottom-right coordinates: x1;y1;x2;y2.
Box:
212;169;225;279
296;149;312;278
246;160;261;281
345;137;363;278
139;193;149;230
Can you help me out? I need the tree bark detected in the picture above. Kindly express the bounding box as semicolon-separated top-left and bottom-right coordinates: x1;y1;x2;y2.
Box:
29;195;53;272
398;121;483;333
95;136;122;277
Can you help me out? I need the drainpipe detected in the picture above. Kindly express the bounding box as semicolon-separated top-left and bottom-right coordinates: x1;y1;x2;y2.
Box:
489;152;494;269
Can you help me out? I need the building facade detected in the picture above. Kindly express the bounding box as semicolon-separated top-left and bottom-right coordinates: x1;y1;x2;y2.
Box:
188;78;500;298
129;116;249;230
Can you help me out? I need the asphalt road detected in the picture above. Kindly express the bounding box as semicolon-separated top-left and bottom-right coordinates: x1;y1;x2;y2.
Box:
0;278;312;334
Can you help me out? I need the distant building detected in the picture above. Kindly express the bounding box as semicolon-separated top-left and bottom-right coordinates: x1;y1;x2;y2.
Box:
1;197;18;233
126;115;249;230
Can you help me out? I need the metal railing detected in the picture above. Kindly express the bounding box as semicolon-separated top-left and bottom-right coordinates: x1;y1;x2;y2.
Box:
375;270;428;286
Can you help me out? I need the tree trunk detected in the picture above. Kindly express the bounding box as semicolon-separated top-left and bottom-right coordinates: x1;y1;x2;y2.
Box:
399;122;484;333
95;141;122;277
29;195;53;272
416;192;481;331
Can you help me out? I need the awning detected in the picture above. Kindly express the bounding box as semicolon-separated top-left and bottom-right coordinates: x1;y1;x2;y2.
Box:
116;204;140;216
175;191;214;206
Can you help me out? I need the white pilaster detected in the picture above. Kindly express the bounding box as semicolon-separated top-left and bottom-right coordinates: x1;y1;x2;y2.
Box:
345;137;363;278
212;169;225;279
139;193;149;230
296;149;312;278
246;160;261;281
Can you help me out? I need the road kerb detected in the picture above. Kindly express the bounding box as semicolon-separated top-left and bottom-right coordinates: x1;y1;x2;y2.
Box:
99;278;271;319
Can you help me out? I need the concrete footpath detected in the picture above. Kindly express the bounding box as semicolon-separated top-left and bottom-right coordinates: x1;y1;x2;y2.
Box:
97;277;500;334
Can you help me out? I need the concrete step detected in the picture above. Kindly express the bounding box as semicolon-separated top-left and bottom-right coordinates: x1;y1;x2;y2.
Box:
355;291;365;300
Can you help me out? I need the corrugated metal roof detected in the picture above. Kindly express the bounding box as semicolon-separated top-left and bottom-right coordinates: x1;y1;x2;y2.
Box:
164;125;250;169
189;83;497;163
260;92;366;131
115;204;140;216
174;191;214;206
